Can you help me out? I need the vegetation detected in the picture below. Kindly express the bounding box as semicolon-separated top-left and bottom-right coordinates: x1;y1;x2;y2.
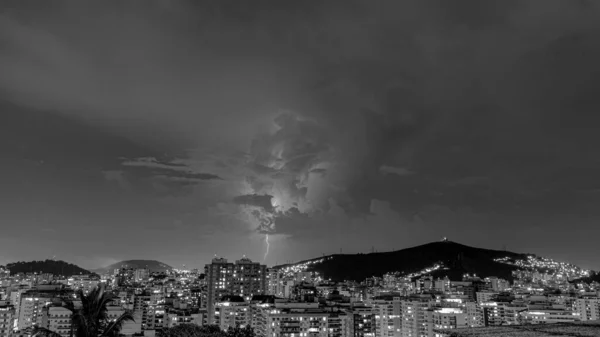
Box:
275;241;529;282
2;259;91;277
569;270;600;284
34;284;134;337
160;324;255;337
94;260;173;274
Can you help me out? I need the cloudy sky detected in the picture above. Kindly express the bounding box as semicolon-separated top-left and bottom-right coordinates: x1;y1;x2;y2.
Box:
1;0;600;270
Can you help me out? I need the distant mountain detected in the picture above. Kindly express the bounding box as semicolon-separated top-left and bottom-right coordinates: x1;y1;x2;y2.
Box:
93;260;173;274
2;259;91;277
274;241;586;282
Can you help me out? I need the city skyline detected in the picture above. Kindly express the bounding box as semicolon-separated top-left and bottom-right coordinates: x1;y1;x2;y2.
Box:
2;244;599;337
2;1;600;271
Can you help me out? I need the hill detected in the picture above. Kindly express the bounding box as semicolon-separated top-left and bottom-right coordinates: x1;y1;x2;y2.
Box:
274;241;549;282
2;260;91;277
570;271;600;285
94;260;173;274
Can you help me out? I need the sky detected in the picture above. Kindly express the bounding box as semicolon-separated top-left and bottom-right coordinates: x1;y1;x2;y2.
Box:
1;0;600;271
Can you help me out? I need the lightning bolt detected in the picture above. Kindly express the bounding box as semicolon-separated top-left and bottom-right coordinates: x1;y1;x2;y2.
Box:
263;234;270;262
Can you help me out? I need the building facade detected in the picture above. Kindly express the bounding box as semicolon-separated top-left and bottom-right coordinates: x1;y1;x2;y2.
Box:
0;305;15;337
576;297;600;321
204;257;267;324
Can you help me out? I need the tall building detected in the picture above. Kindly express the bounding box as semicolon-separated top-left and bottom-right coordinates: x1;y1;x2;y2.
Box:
428;308;468;332
352;305;375;337
368;297;401;337
41;306;72;337
204;257;267;324
9;286;29;328
327;310;354;337
17;295;45;330
16;288;66;332
134;291;165;332
267;269;282;297
16;287;71;332
216;297;251;331
576;297;600;321
260;303;329;337
0;305;15;337
400;296;432;337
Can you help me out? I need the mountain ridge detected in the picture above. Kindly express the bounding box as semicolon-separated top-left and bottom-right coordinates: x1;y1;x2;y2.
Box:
1;259;91;277
273;240;585;282
93;259;173;274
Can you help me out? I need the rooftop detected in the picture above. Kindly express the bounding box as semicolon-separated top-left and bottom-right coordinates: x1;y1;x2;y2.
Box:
437;321;600;336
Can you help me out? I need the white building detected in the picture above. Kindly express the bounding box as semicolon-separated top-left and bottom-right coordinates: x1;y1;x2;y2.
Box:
266;308;329;337
9;286;30;327
428;308;468;332
106;305;142;336
520;308;579;324
267;269;282;297
43;306;72;337
253;301;353;337
0;305;15;337
216;300;251;331
67;276;100;294
368;298;401;337
575;297;600;321
400;297;432;337
17;295;49;330
475;292;497;304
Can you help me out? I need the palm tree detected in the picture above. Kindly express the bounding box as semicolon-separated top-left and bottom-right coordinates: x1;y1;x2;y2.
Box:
34;284;134;337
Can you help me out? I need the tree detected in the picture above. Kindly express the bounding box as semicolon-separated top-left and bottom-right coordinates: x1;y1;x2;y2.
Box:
159;324;256;337
226;325;255;337
160;324;226;337
34;284;134;337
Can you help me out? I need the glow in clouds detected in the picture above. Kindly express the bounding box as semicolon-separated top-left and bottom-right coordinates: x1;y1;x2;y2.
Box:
237;112;335;234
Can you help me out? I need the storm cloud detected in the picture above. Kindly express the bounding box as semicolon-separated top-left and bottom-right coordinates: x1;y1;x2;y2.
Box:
1;0;600;267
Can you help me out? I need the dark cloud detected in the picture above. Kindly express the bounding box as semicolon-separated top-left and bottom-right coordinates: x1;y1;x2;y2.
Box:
309;168;327;175
2;0;600;267
233;194;276;213
132;167;221;182
121;157;222;181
